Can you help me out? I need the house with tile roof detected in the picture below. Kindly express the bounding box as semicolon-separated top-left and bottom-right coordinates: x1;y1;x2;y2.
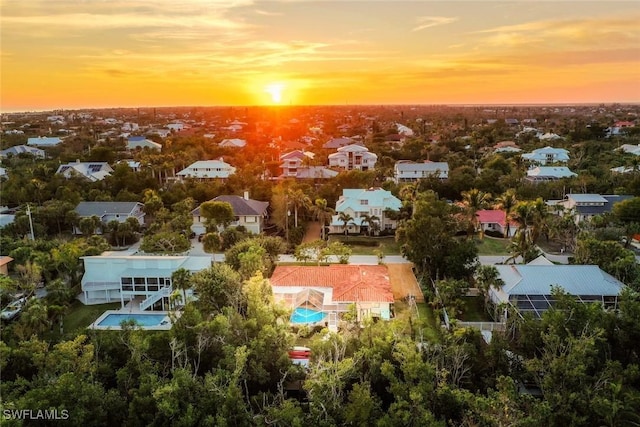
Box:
177;159;236;180
328;144;377;171
73;201;145;234
475;210;517;237
330;188;401;235
549;194;632;224
394;160;449;183
0;256;13;275
270;264;395;326
0;145;46;158
80;252;212;307
521;146;570;165
323;137;355;149
191;193;269;235
489;264;625;319
127;136;162;151
219;138;246;148
27;136;62;147
526;166;577;182
56;161;114;181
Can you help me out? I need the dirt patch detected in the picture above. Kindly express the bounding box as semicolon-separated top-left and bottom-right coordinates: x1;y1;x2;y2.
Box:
387;263;425;303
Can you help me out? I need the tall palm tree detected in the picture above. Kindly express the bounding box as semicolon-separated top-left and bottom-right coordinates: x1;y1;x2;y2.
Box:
288;189;312;228
461;189;492;238
171;268;192;307
338;212;354;236
360;213;380;236
494;189;518;237
511;201;536;236
530;197;549;243
311;198;335;240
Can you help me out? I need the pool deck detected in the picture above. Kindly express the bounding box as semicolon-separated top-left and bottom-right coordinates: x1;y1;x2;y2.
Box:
89;308;174;331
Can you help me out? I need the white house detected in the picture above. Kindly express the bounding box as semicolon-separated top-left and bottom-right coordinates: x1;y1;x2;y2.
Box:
526;166;577;182
271;265;394;326
394;160;449;183
0;167;6;179
191;193;269;235
177;159;236;180
521;146;570;165
80;253;212;307
475;210;517;237
0;145;46;158
489;264;625;319
219;138;247;148
127;136;162;151
328;144;377;171
74;201;145;234
166;123;185;131
280;150;314;177
56;161;114;181
27;136;62;147
330;188;401;234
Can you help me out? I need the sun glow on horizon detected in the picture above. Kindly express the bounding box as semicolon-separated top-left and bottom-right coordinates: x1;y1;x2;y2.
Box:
265;83;285;104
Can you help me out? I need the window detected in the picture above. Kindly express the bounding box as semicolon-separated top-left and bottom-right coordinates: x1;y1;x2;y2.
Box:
121;277;133;291
360;200;368;205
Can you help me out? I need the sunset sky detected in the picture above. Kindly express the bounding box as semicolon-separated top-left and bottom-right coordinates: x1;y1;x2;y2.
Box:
1;0;639;112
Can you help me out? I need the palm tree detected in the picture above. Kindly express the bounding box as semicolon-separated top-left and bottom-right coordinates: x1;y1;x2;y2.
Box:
461;189;492;238
311;198;335;240
171;268;192;307
338;212;354;236
360;213;380;236
288;189;312;228
494;189;518;237
530;197;549;243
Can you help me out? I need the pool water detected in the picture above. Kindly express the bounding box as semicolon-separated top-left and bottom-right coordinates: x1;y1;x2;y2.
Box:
291;307;326;324
98;313;168;327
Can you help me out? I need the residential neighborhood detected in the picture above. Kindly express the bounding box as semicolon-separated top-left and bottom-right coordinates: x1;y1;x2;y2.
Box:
1;103;640;425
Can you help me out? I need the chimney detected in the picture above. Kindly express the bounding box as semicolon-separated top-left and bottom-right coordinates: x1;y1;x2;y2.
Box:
243;191;249;200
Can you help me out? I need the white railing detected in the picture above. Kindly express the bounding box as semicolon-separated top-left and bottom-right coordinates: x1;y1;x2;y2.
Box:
456;321;506;332
139;286;172;311
82;281;121;291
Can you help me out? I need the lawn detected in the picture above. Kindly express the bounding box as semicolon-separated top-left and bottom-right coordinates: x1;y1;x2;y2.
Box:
457;296;492;322
328;235;401;255
45;301;121;341
475;237;511;255
415;303;441;342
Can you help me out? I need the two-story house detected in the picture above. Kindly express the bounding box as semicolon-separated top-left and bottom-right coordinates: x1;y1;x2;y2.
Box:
329;188;401;234
176;159;236;180
280;150;315;178
521;146;570;165
393;160;449;183
191;193;269;235
549;193;632;224
328;144;377;171
80;252;212;308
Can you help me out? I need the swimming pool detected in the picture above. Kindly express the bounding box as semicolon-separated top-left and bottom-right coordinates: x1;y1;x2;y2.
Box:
291;307;326;324
91;310;173;330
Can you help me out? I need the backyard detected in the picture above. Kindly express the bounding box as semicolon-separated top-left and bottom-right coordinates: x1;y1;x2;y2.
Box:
327;235;401;255
43;301;121;341
457;296;492;322
474;237;511;255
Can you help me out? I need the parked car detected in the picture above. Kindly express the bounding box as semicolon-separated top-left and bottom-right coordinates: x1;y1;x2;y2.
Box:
0;297;27;321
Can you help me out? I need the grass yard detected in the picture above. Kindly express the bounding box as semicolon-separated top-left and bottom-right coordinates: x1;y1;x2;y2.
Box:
328;235;401;255
45;301;121;341
458;296;492;322
416;303;441;342
475;237;511;255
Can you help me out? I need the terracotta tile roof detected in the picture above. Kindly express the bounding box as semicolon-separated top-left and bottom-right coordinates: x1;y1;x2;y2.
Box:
476;209;517;228
271;265;394;303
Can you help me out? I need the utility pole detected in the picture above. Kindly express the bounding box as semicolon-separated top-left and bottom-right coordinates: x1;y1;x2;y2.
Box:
27;204;35;240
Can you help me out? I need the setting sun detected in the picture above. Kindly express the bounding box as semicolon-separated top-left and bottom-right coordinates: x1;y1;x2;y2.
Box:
265;83;285;104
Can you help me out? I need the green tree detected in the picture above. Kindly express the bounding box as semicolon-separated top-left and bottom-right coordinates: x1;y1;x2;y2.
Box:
200;200;235;232
311;198;335;240
288;188;312;229
494;188;518;237
171;268;193;307
338;212;354;236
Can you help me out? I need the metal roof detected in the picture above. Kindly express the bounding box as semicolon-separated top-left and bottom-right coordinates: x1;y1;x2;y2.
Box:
495;265;625;297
